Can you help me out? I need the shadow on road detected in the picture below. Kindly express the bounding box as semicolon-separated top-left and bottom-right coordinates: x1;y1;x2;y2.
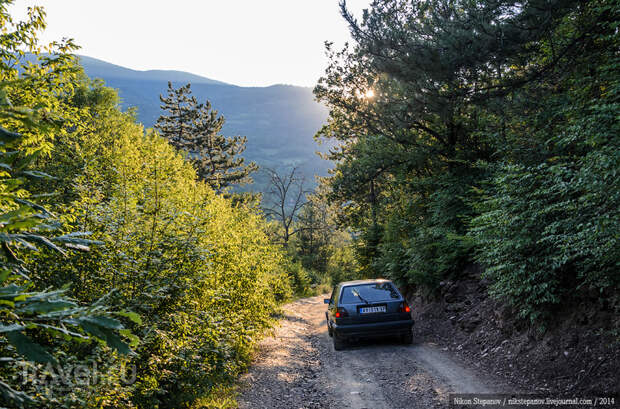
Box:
340;336;412;350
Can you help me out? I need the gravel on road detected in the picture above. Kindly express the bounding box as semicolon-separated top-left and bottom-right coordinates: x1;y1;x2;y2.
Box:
237;295;510;409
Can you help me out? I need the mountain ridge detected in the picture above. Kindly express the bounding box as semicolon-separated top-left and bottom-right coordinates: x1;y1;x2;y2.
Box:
77;55;230;86
47;54;331;190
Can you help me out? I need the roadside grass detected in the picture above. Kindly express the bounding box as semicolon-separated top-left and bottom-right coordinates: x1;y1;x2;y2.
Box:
197;274;333;408
193;385;239;409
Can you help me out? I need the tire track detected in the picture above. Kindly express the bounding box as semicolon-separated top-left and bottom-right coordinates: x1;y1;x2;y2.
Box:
237;295;508;409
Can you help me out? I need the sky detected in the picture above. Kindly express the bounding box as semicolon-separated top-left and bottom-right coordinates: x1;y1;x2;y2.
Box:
9;0;371;87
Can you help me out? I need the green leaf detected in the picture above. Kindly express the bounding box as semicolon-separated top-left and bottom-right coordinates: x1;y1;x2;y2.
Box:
0;284;28;299
119;328;140;348
17;299;77;314
117;311;142;325
18;234;66;255
80;322;131;354
101;327;131;354
21;170;57;180
0;324;25;332
0;269;10;284
5;331;56;363
0;380;35;406
14;199;53;217
78;321;106;339
0;299;15;308
0;126;21;143
83;315;124;330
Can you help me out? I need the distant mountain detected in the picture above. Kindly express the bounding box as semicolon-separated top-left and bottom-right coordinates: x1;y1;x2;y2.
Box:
77;55;228;86
74;55;331;191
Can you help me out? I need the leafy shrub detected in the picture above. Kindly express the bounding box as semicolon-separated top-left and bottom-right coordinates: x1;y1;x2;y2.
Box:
326;244;360;284
1;4;294;406
0;5;135;406
287;260;313;296
373;173;476;289
29;123;293;407
471;6;620;322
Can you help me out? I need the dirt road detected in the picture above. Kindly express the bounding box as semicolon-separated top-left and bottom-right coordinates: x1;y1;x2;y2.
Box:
238;295;510;409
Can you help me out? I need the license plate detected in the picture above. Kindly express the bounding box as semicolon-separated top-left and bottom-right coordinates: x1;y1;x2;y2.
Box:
360;306;386;314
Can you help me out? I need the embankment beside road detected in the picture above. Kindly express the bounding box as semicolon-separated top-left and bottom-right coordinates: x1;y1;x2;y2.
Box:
406;265;619;396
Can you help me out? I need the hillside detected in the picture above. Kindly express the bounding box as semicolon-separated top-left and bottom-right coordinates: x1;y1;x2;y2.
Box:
76;55;331;190
76;55;229;85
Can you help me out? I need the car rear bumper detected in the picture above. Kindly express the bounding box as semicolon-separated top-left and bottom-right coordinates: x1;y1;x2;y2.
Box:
333;319;414;338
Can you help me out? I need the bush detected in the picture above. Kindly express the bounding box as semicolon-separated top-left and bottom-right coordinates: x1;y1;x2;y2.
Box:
326;245;360;284
287;260;313;296
3;45;293;407
471;35;620;322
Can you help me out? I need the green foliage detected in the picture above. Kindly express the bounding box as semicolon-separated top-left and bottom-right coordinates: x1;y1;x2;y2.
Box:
287;260;313;296
316;0;620;325
1;2;293;407
284;185;364;290
0;3;135;406
326;243;360;284
293;190;335;272
470;0;620;321
375;172;477;288
27;85;292;407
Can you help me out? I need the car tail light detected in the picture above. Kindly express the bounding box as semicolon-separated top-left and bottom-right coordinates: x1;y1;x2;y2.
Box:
335;307;349;318
399;302;411;313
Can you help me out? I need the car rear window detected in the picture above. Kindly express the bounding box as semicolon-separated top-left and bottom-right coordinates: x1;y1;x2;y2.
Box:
340;282;401;304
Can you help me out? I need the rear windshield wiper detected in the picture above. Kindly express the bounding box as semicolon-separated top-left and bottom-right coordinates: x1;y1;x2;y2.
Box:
352;289;370;305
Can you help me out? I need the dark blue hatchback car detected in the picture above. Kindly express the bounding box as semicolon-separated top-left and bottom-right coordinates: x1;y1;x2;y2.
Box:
324;279;414;350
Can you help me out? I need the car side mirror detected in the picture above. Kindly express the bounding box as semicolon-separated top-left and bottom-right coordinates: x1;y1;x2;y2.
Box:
324;299;330;304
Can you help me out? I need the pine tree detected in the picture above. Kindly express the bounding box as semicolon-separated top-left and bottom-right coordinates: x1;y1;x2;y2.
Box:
155;82;257;191
192;101;258;190
155;81;200;151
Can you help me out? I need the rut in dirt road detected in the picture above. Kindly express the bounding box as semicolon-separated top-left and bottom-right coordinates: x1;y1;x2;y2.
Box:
237;296;510;409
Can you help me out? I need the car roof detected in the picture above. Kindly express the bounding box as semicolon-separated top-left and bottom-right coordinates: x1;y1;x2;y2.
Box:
337;278;392;286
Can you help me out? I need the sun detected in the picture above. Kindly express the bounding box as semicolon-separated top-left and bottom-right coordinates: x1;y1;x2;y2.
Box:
356;88;375;99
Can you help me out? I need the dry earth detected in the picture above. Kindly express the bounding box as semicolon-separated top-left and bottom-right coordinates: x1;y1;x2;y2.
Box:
237;295;515;409
409;273;620;397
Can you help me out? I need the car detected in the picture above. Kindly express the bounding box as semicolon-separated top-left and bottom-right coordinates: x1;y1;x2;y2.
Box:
324;279;414;350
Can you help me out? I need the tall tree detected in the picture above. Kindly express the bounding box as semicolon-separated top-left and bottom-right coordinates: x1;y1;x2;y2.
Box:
295;193;332;271
192;101;258;190
155;81;199;151
263;167;308;246
156;82;257;190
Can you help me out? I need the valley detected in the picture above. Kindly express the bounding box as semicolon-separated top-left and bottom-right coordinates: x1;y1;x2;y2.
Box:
76;55;332;190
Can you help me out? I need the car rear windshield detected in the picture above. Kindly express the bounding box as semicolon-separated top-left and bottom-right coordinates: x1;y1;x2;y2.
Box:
340;282;401;304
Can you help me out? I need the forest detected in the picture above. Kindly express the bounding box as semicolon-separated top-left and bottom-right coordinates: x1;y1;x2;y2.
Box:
0;0;618;408
315;0;619;325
